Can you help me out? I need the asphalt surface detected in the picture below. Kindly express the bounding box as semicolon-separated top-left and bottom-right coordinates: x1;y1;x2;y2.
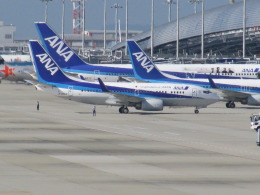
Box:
0;81;260;195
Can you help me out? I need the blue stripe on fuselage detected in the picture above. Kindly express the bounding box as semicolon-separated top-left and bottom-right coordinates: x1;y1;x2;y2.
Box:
50;81;194;99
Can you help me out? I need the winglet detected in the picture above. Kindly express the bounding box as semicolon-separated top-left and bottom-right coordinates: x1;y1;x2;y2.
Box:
208;76;218;89
98;78;109;92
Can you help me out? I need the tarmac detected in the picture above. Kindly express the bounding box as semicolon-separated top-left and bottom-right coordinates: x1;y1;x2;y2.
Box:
1;81;260;195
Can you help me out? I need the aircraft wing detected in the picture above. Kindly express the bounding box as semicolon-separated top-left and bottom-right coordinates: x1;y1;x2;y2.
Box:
210;88;249;101
23;71;38;81
118;76;149;83
98;78;142;103
208;77;249;101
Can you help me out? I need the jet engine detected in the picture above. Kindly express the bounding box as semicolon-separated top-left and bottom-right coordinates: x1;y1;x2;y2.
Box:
135;99;163;111
244;95;260;106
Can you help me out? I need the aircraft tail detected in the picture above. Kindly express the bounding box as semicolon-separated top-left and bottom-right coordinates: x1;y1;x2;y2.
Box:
127;40;168;81
29;40;73;84
35;22;87;69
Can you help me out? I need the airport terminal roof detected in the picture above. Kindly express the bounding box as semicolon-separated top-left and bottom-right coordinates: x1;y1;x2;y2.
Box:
112;0;260;51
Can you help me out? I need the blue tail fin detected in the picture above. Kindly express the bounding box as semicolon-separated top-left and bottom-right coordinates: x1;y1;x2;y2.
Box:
29;40;72;84
127;40;168;81
35;22;87;69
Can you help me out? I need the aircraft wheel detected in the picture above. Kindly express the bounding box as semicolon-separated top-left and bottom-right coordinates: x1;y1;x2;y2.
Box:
194;109;199;114
119;107;123;113
123;107;129;114
229;102;235;108
226;102;230;108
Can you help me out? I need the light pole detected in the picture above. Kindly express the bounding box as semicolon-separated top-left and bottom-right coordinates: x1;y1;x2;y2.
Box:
40;0;54;22
243;0;246;58
61;0;65;39
125;0;128;55
189;0;204;58
165;0;176;23
103;0;107;52
188;0;201;14
151;0;154;58
111;3;123;43
176;0;179;59
82;0;86;53
201;0;204;59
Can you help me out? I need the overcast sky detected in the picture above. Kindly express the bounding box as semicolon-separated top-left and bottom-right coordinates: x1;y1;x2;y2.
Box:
0;0;242;40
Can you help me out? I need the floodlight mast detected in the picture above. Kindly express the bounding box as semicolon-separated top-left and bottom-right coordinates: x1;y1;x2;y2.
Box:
151;0;154;58
165;0;176;23
243;0;246;58
188;0;201;14
40;0;54;22
176;0;179;59
165;0;178;59
61;0;65;39
188;0;204;59
111;3;123;44
103;0;107;52
125;0;128;56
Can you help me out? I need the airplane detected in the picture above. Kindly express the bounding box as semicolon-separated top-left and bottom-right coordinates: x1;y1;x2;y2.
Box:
0;64;35;82
35;22;260;82
127;40;260;108
0;54;32;66
28;40;221;114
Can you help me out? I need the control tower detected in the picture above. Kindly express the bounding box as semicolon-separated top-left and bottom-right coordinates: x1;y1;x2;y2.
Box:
71;0;84;34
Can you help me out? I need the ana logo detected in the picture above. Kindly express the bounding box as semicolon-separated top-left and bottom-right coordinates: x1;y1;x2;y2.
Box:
132;52;154;73
44;36;73;62
36;53;58;75
173;86;189;90
242;68;259;73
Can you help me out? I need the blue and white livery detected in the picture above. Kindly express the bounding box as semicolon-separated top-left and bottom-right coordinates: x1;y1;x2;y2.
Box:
29;40;220;114
127;40;260;108
35;22;260;82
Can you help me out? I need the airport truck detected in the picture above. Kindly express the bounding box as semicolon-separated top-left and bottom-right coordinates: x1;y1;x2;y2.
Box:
250;114;260;131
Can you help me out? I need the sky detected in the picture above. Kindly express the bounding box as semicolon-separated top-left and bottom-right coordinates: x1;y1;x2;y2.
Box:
0;0;243;40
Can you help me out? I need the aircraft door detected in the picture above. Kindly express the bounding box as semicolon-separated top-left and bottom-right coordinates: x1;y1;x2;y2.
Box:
68;86;73;96
192;88;197;97
135;89;139;96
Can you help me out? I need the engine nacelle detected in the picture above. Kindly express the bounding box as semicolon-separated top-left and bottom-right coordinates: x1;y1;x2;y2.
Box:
135;99;163;111
245;95;260;106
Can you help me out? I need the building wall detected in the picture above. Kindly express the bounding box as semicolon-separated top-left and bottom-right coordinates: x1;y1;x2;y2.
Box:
0;21;16;44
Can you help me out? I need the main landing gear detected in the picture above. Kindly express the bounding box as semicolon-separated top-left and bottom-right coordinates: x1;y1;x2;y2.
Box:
194;107;199;114
119;106;129;114
226;101;235;108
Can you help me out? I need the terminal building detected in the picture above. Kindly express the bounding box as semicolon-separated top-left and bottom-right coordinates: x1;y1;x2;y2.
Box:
0;21;28;53
2;0;260;62
112;0;260;60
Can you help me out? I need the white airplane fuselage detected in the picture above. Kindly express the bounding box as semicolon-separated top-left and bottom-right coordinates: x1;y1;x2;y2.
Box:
35;81;220;109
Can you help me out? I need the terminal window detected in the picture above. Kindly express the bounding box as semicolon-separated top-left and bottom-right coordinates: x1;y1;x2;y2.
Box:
5;34;12;39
